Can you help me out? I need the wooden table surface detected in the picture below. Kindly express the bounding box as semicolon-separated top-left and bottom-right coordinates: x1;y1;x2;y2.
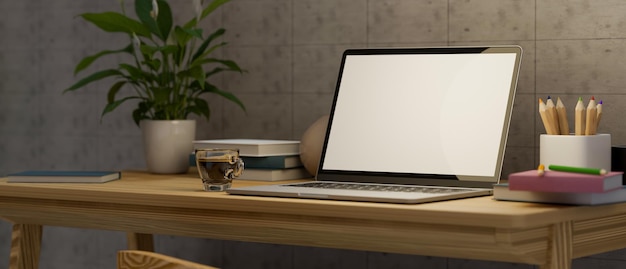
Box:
2;170;626;269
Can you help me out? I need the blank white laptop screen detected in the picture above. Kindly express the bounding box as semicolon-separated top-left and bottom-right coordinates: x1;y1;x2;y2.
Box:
319;47;520;185
317;46;521;187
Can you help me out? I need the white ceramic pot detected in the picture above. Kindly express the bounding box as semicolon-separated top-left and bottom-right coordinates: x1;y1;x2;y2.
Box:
140;119;196;174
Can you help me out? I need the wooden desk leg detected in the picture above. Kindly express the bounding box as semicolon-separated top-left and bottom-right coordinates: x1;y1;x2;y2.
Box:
126;232;154;251
541;221;573;269
9;224;42;269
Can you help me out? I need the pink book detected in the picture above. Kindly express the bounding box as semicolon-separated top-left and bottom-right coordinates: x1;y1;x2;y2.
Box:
508;170;623;193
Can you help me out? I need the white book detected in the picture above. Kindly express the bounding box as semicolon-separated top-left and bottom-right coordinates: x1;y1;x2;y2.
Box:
493;183;626;205
237;168;312;181
193;139;300;157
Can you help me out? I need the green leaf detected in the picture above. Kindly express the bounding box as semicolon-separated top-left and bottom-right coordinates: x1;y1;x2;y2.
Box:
192;28;225;61
212;87;246;112
133;100;153;126
151;87;171;104
102;96;139;118
188;98;210;120
174;26;202;47
74;44;133;75
191;43;227;67
200;0;231;20
182;0;231;27
156;0;173;41
118;63;145;80
106;81;127;103
183;17;198;29
205;67;226;77
80;12;151;37
64;69;123;92
135;0;173;42
191;81;246;112
143;58;162;72
176;66;204;89
192;58;243;73
139;44;158;57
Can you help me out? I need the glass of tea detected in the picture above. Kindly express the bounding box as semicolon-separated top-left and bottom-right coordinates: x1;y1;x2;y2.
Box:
195;148;244;191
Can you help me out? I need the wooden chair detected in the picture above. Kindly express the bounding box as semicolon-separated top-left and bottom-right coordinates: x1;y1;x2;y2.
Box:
117;250;219;269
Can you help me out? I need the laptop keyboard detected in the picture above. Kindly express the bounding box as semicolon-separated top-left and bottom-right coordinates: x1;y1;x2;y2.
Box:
285;182;469;194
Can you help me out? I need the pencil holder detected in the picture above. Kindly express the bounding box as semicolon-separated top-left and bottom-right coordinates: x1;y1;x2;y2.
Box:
540;134;611;171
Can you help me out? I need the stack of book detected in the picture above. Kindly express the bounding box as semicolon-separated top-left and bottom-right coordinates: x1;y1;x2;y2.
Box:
493;166;625;205
192;139;312;181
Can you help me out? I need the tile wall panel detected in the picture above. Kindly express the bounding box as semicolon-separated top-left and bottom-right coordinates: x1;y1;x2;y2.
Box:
293;93;334;138
222;46;292;94
537;0;626;40
38;93;99;136
501;146;535;181
223;1;292;46
293;0;367;45
368;0;448;44
222;93;294;139
97;134;145;171
507;93;535;148
293;45;359;94
0;93;42;135
0;49;41;95
449;0;535;42
536;39;626;94
0;9;41;50
0;134;43;176
37;136;99;170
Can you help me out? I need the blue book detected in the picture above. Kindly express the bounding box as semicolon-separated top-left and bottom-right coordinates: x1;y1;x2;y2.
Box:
7;171;121;183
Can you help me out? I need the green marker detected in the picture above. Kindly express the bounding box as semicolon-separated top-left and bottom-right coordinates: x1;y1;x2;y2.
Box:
548;164;607;175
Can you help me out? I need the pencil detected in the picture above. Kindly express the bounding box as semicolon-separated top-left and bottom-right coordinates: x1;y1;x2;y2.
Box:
596;100;603;132
585;96;597;135
548;164;607;175
545;96;560;134
538;98;557;135
574;97;585;135
555;97;569;135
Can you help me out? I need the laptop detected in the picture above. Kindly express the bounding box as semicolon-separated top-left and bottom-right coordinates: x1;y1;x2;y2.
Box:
227;46;523;204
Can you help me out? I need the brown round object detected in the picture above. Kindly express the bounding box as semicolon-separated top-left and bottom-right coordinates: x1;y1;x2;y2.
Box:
299;115;330;176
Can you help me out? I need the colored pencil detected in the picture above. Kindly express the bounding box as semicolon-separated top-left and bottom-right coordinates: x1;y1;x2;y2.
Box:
545;96;560;134
548;164;607;175
555;97;569;135
574;97;585;135
539;99;557;135
585;96;597;135
596;100;603;132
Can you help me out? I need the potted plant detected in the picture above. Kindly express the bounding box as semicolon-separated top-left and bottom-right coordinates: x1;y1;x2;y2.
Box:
64;0;246;174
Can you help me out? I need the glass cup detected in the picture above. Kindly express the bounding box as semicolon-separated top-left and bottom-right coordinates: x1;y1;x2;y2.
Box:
195;148;244;191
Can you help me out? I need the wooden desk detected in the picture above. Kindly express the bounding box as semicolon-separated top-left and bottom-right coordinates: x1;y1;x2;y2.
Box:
2;171;626;269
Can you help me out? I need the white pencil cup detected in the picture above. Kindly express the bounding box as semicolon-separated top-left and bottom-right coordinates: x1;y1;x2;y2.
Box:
540;134;612;171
